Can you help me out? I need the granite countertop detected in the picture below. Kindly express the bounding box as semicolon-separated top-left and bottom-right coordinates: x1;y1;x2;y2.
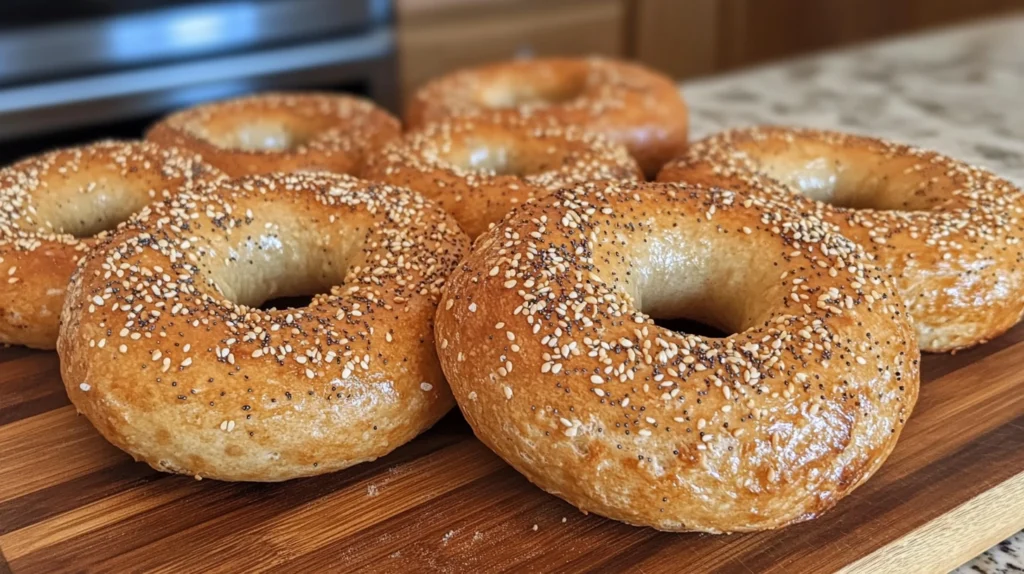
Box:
679;15;1024;574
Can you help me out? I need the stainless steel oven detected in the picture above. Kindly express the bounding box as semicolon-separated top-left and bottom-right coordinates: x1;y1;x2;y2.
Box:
0;0;397;162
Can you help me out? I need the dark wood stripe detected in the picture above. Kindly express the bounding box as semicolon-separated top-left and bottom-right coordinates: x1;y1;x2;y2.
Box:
0;352;68;427
6;433;465;574
0;347;37;365
0;461;160;536
0;393;70;428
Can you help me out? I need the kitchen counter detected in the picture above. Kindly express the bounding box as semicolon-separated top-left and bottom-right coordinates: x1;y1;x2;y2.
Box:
680;15;1024;574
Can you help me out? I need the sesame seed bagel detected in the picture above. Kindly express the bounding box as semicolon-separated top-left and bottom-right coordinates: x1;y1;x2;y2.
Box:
0;140;224;349
435;181;920;532
58;173;469;482
362;116;642;238
658;126;1024;352
147;92;401;178
406;58;688;177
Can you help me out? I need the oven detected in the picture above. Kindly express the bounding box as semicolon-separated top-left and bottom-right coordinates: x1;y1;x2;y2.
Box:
0;0;398;163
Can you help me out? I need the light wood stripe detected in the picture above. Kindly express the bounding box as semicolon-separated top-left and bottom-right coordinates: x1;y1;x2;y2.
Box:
842;471;1024;574
0;407;128;503
0;477;197;559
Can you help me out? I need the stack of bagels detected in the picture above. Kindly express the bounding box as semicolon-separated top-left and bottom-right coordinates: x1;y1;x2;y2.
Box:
1;56;1021;534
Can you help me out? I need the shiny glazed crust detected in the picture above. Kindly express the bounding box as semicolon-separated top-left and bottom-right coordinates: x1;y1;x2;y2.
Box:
0;140;224;349
362;116;642;238
435;181;920;532
406;58;688;177
148;92;401;177
658;126;1024;352
58;173;469;481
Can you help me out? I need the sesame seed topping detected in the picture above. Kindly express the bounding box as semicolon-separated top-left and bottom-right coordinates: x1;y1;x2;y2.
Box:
433;179;921;527
56;171;469;480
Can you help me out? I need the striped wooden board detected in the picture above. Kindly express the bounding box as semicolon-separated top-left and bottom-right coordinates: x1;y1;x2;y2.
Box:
1;322;1022;573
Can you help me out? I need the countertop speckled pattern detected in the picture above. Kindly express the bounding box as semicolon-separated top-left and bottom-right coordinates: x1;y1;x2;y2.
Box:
679;15;1024;574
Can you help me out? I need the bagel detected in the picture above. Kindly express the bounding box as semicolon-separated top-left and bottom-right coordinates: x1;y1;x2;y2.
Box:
406;58;688;177
658;126;1024;352
58;173;469;481
0;140;223;349
434;181;920;532
147;92;401;177
362;116;642;237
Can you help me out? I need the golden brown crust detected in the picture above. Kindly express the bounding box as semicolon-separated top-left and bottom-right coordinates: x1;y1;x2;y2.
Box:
148;92;401;178
362;116;642;238
406;58;688;177
435;181;919;533
658;126;1024;352
58;173;469;481
0;140;224;349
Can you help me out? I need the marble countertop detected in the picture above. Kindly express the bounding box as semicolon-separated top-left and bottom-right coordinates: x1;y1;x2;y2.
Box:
679;15;1024;574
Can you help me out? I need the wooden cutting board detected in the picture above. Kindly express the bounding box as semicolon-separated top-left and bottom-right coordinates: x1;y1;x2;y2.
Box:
1;322;1022;573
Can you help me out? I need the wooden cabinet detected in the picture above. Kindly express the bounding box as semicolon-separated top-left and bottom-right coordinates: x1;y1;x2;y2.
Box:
633;0;718;80
716;0;1024;71
633;0;1024;80
397;0;626;101
396;0;1024;94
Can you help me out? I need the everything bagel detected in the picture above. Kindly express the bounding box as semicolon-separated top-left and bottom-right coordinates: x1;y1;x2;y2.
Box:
406;58;688;177
147;92;401;177
0;140;223;349
435;181;919;532
658;126;1024;352
59;173;469;481
362;116;642;237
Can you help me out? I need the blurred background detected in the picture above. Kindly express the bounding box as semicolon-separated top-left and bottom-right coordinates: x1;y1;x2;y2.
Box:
1;0;1022;163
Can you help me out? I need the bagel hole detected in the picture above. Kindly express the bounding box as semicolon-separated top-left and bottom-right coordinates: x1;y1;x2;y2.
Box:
762;158;877;209
479;73;587;109
623;229;782;340
216;254;346;311
758;154;946;211
34;179;158;238
439;136;569;177
463;144;528;176
651;317;729;339
207;204;363;312
229;124;309;152
635;260;751;339
62;199;149;238
220;268;340;312
202;116;315;152
257;294;316;311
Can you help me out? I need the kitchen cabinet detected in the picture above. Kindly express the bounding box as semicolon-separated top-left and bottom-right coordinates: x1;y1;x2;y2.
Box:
633;0;1024;79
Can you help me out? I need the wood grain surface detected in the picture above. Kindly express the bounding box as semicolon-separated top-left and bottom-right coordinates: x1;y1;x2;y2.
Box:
1;321;1022;573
